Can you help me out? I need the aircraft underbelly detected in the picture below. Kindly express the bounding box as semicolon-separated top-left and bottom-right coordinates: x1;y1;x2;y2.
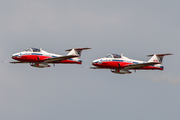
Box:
94;61;132;68
13;55;49;62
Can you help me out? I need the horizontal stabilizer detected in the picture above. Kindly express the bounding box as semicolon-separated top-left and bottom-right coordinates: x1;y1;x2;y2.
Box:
147;53;173;57
66;48;91;51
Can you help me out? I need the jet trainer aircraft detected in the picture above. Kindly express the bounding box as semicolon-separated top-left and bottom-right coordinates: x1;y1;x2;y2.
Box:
91;53;172;74
10;47;91;68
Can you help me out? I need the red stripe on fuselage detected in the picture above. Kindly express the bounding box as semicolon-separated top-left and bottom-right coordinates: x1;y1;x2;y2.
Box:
13;55;50;62
92;61;130;69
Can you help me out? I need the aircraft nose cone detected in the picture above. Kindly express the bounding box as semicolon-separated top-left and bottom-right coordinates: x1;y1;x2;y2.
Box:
11;54;15;59
92;60;97;65
92;60;96;65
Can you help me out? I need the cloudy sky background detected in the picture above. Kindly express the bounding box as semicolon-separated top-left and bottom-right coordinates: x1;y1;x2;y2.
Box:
0;0;180;120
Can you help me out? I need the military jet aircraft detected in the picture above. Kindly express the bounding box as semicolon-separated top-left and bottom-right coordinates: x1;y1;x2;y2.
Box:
91;53;172;74
10;47;91;68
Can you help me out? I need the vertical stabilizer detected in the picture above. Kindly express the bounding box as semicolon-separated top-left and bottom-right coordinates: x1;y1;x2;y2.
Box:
66;48;91;59
147;53;173;63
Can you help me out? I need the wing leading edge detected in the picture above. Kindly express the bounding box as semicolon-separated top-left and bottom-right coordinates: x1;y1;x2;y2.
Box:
43;55;78;63
9;61;29;64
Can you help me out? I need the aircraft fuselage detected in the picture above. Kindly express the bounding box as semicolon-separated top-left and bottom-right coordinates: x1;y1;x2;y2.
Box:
92;58;163;70
12;51;81;64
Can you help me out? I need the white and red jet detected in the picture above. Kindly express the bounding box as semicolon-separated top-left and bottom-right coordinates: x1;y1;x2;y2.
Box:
91;53;172;74
10;47;91;68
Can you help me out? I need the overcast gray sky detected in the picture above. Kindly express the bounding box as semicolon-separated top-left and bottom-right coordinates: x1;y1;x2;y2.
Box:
0;0;180;120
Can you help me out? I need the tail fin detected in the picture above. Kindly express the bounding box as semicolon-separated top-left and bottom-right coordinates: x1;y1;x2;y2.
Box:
66;48;91;58
147;53;173;63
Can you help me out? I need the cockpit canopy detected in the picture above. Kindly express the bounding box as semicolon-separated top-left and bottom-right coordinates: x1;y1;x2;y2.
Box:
25;48;41;52
105;54;121;58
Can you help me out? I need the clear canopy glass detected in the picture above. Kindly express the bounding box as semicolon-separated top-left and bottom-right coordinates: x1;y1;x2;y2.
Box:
105;54;121;58
25;48;41;52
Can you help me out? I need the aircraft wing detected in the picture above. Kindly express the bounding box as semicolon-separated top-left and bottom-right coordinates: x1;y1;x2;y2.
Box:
123;62;160;69
43;55;78;63
90;67;110;69
9;61;29;64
